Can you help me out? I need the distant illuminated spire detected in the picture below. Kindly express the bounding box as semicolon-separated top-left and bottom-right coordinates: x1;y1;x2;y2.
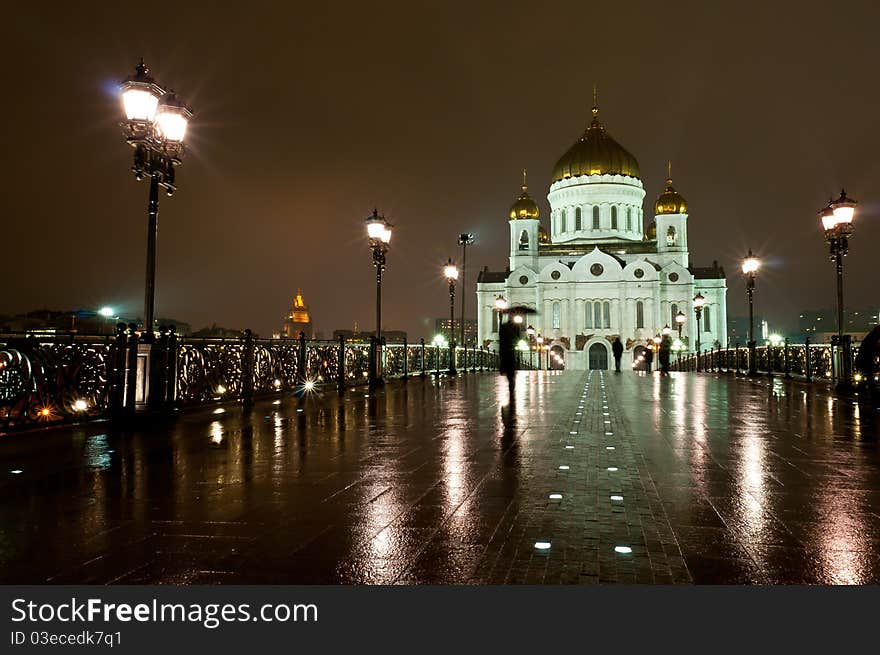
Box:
522;167;528;191
592;84;599;118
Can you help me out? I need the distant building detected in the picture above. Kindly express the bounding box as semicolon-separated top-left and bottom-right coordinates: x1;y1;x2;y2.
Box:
191;324;243;339
434;318;478;346
333;324;407;344
0;309;190;336
797;307;879;344
280;290;313;339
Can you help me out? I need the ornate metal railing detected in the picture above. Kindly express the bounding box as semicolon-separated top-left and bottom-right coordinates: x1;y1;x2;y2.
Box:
0;334;117;431
0;329;500;431
670;340;854;384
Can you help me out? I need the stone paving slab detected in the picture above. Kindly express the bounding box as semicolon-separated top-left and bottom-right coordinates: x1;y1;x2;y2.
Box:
0;371;878;584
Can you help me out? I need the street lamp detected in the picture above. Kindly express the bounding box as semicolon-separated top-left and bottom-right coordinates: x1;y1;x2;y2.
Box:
536;334;544;370
495;295;507;335
662;324;671;336
366;209;392;382
741;249;760;376
693;292;705;372
444;258;459;375
457;233;475;347
675;311;686;339
120;60;192;340
820;190;857;391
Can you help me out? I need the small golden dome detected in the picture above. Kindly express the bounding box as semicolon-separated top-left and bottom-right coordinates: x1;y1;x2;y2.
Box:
509;169;540;220
655;163;687;215
645;220;657;241
537;224;550;243
551;100;640;183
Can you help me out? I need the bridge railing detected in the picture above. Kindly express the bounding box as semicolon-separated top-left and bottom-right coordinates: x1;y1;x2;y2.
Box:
670;340;851;384
1;328;500;431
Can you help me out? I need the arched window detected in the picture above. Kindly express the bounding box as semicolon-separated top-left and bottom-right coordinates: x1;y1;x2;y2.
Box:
603;301;611;328
704;305;712;331
593;302;602;329
561;210;567;233
519;230;529;251
584;302;592;329
552;302;560;329
492;308;499;333
611;206;618;229
575;207;582;230
627;207;632;231
671;303;678;326
666;226;676;246
636;301;644;329
592;206;600;229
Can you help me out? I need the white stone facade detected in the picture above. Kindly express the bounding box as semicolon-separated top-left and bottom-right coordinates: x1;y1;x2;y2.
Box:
478;174;728;370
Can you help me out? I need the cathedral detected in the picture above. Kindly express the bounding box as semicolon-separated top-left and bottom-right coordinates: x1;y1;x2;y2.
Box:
476;100;727;370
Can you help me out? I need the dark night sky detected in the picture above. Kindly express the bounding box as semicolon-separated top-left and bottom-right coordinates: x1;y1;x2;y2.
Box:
3;1;879;339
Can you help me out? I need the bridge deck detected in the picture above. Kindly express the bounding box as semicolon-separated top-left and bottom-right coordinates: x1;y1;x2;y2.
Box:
1;371;879;584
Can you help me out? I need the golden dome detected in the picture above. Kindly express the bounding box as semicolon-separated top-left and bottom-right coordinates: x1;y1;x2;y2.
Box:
509;169;540;220
655;163;687;215
645;220;656;241
551;101;640;182
537;224;550;243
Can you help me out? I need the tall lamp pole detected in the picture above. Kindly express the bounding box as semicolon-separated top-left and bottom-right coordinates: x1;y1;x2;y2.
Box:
675;311;686;341
366;210;393;382
119;60;193;340
495;295;508;338
820;190;857;391
536;334;544;370
444;259;459;375
458;233;475;347
693;293;705;372
742;250;760;376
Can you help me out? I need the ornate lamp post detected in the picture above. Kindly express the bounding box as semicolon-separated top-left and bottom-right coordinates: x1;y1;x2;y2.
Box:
693;293;705;372
675;311;686;340
444;258;459;375
366;209;393;382
120;60;192;340
457;233;475;347
820;190;857;391
742;250;760;376
536;334;544;370
494;295;508;337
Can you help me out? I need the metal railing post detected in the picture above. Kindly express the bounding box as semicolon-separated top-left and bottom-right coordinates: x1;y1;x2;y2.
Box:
420;338;426;377
805;336;812;383
297;331;307;386
784;338;791;379
241;328;255;409
368;336;377;387
402;336;409;381
337;335;346;394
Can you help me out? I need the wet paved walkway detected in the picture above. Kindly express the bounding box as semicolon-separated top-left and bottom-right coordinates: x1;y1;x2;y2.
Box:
1;371;879;584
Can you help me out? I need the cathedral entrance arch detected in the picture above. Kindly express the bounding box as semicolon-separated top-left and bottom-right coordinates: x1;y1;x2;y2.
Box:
632;345;647;371
549;345;565;370
588;342;609;370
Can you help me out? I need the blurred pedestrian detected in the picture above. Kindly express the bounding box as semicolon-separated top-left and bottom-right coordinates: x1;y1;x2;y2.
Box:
644;346;654;372
612;337;623;372
498;315;522;400
659;335;672;375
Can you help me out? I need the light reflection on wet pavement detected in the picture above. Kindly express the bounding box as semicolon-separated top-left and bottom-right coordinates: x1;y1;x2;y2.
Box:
1;371;878;584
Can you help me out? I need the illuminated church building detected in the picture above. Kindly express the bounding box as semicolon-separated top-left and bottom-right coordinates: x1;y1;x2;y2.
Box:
476;100;728;370
280;290;313;339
